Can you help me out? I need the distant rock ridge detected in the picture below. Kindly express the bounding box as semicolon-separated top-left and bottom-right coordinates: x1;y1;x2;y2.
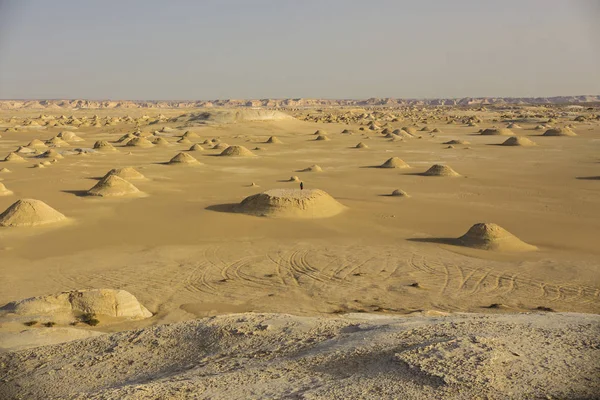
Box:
1;95;599;110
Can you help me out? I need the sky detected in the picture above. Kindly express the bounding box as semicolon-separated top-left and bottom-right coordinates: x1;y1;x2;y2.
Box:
0;0;598;100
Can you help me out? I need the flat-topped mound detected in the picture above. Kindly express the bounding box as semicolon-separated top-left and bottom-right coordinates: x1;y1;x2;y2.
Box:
219;145;256;157
168;152;201;164
423;164;461;177
185;109;293;124
458;223;537;252
481;128;514;136
93;140;116;151
501;136;537;146
235;189;346;218
0;199;67;227
543;127;576;136
87;175;143;197
379;157;410;169
1;289;152;320
103;167;145;180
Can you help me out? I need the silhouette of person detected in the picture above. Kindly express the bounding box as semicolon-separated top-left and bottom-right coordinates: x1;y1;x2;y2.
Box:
300;182;304;190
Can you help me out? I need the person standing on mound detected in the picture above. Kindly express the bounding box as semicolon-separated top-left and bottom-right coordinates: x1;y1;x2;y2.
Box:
300;182;304;190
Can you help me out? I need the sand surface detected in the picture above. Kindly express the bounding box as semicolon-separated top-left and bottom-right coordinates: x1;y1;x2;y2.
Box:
0;106;599;397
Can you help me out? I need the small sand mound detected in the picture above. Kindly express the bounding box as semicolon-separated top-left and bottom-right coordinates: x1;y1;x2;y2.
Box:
38;149;63;159
458;223;537;251
16;146;36;154
27;139;47;148
299;164;323;172
543;127;576;137
93;140;116;151
235;189;345;218
4;153;27;163
423;164;461;177
443;139;470;145
379;157;410;169
103;167;146;180
212;143;229;150
177;138;192;144
0;199;67;227
402;126;417;135
288;176;301;182
182;131;199;139
32;163;45;168
481;128;514;136
501;136;537;146
391;189;409;197
0;168;10;173
431;128;442;133
0;182;13;196
265;136;283;144
126;137;154;148
355;142;369;149
168;152;200;165
87;175;143;197
314;135;330;141
313;130;327;135
152;137;171;146
2;289;152;320
57;131;83;142
219;146;256;157
188;144;204;151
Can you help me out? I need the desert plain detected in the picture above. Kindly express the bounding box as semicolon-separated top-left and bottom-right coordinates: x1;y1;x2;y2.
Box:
0;101;599;399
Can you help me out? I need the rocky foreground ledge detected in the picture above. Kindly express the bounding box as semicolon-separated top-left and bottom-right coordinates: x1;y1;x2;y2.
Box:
1;312;598;399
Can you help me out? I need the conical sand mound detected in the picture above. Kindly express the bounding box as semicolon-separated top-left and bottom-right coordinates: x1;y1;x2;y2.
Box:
0;182;13;196
27;139;47;148
235;189;346;218
299;164;323;172
87;175;143;197
458;223;537;252
177;138;192;144
0;168;11;173
93;140;116;151
212;142;229;150
265;136;283;144
443;139;470;145
4;153;27;163
501;136;537;146
219;146;256;157
379;157;410;169
188;144;204;151
103;167;146;180
152;137;171;146
38;149;63;159
481;128;514;136
126;137;154;147
182;131;199;139
168;152;200;164
314;135;330;141
402;126;417;135
355;142;369;149
392;129;414;139
543;127;576;137
423;164;461;177
0;199;67;227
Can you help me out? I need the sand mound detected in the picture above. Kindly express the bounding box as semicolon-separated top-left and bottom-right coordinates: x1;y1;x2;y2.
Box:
507;123;522;129
1;289;152;320
458;222;537;251
181;131;199;139
313;130;327;135
443;139;470;145
355;142;369;149
501;136;537;146
27;139;47;148
104;167;145;180
299;164;323;172
423;164;461;177
0;168;11;173
186;109;293;124
288;176;301;182
117;133;136;143
126;137;154;147
87;175;143;197
152;137;171;146
177;138;192;144
379;157;410;169
235;188;346;218
265;136;283;144
392;129;414;139
212;142;229;150
431;128;442;133
3;152;27;162
57;131;83;142
314;135;330;141
38;149;63;159
93;140;116;151
188;144;204;151
16;146;36;154
0;199;67;227
168;152;200;164
391;189;409;197
481;128;514;136
543;127;576;137
219;146;256;157
0;182;13;196
402;126;417;135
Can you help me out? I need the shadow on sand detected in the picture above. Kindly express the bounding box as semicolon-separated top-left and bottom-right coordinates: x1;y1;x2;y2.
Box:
205;203;238;214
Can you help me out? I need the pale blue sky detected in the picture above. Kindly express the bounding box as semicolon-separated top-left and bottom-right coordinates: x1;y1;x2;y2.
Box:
0;0;598;100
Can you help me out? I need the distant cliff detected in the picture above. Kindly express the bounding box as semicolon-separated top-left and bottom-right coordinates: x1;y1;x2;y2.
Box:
1;96;598;110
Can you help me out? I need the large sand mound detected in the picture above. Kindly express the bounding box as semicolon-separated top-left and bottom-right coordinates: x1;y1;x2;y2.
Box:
379;157;410;168
1;289;152;321
219;145;256;157
235;189;346;218
1;312;597;399
103;167;146;180
458;222;537;251
501;136;537;146
0;199;67;227
186;109;293;124
481;128;514;136
87;175;144;197
168;152;201;165
423;164;461;177
543;127;577;136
